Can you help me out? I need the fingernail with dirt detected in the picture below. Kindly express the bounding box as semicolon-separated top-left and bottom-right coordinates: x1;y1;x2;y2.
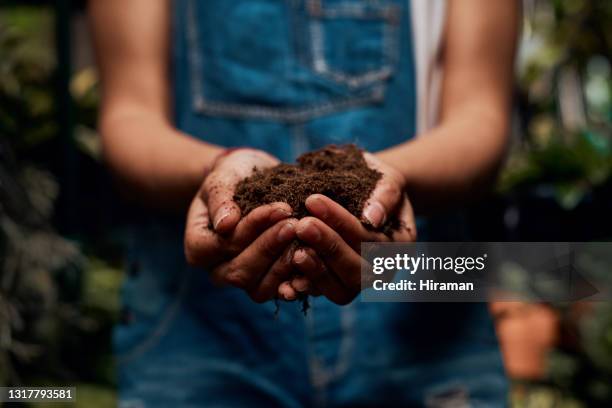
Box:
279;282;297;301
363;201;385;228
293;249;308;265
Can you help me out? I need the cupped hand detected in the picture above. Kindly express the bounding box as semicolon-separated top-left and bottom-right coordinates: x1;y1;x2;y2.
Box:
278;153;416;305
184;148;300;302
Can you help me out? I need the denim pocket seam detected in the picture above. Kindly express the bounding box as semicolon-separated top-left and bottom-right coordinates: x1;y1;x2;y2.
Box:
114;268;192;366
193;86;385;123
186;0;388;122
305;0;401;89
424;383;472;408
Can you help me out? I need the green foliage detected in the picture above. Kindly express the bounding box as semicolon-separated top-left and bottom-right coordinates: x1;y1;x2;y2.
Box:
499;133;612;209
0;7;57;152
511;381;584;408
502;0;612;208
544;305;612;406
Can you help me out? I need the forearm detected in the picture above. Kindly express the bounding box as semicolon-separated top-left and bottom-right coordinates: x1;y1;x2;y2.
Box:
101;107;223;211
89;0;218;211
377;105;509;214
377;0;518;215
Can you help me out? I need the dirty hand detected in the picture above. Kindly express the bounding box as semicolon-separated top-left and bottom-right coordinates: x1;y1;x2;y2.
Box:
184;148;299;302
278;154;416;305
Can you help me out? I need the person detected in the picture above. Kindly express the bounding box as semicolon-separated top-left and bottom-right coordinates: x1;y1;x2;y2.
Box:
89;0;519;406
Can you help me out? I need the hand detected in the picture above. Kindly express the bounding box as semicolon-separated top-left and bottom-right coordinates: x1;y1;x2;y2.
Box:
278;154;416;305
184;148;300;302
201;148;280;234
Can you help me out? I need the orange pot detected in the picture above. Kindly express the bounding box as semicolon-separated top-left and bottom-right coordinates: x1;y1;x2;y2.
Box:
490;302;560;380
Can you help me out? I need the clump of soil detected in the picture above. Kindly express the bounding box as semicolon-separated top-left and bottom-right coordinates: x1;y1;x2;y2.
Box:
234;144;392;230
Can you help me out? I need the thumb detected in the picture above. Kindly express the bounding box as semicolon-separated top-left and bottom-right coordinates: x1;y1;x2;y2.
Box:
362;153;404;229
362;179;402;229
203;172;242;235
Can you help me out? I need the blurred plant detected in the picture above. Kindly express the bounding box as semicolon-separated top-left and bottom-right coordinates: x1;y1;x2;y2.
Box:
0;8;56;154
501;0;612;209
544;304;612;406
511;381;584;408
0;7;118;400
498;133;612;209
0;141;81;384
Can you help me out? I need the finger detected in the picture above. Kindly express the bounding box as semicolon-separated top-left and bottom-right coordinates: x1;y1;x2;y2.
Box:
305;194;389;251
361;178;401;229
392;197;417;242
184;194;226;267
296;218;364;289
185;199;292;268
362;153;404;229
278;281;298;301
290;276;311;294
290;249;320;296
202;173;242;235
280;275;321;299
250;243;296;303
232;202;293;249
284;277;322;298
210;219;297;290
292;246;353;305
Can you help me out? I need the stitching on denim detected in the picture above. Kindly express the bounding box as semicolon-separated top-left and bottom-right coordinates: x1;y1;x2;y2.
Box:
194;86;385;123
309;0;398;21
288;0;306;65
290;123;310;159
305;305;328;408
324;67;393;89
310;19;327;73
326;302;356;382
305;0;401;88
305;302;357;405
424;384;471;408
115;268;192;365
186;0;206;112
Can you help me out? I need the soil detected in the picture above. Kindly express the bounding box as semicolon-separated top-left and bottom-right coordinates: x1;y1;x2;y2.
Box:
234;144;396;233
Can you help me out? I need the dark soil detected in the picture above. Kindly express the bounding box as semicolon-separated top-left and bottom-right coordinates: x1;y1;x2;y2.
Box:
234;144;393;231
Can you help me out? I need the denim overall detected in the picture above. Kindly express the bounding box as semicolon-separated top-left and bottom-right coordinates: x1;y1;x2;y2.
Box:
115;1;508;407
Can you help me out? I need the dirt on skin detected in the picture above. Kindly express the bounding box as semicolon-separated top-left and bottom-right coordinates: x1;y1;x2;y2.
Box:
234;144;398;234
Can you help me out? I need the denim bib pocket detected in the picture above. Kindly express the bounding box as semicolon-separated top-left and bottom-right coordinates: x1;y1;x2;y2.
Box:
183;0;402;123
303;0;401;89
